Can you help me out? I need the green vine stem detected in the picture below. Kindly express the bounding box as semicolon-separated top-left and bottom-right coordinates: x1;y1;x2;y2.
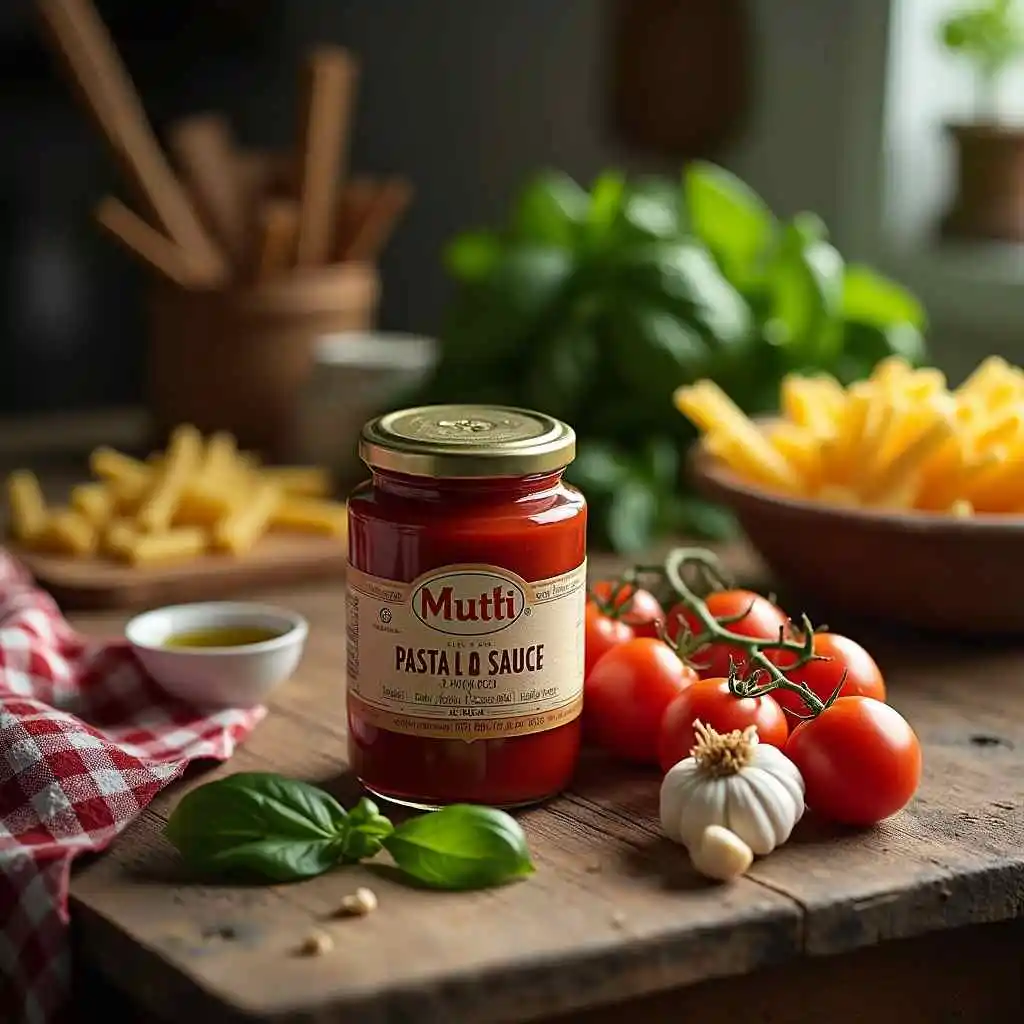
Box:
653;547;841;718
586;571;643;623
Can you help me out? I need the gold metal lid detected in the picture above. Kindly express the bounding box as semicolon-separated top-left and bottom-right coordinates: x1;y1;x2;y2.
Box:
359;404;576;479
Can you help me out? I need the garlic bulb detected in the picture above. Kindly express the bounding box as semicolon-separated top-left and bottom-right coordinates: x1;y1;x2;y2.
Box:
660;720;804;856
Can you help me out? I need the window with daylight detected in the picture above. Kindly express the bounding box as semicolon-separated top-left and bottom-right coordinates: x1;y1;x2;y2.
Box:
840;0;1024;372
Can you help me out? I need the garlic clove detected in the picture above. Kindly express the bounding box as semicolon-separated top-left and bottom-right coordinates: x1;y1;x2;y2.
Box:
677;774;729;851
659;760;702;844
727;775;780;856
690;825;754;882
758;745;807;800
744;766;800;846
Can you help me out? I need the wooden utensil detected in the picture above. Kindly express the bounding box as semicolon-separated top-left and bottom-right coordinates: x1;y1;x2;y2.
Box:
94;196;202;288
36;0;227;285
168;113;248;267
237;150;298;206
253;199;299;282
295;46;359;267
333;177;376;259
342;177;413;262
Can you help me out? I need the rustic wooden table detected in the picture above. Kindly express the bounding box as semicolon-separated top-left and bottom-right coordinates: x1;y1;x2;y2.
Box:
66;543;1024;1024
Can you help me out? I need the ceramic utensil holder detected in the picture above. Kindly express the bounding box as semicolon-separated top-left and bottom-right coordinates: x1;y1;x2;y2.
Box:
147;263;379;459
294;331;439;484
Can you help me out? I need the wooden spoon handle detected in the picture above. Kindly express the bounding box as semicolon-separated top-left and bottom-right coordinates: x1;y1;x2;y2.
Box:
94;197;205;288
168;113;248;267
253;199;299;283
342;177;414;262
295;46;359;267
37;0;226;284
333;177;377;260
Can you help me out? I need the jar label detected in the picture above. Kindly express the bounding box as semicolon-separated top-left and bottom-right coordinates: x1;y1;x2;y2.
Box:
346;560;586;741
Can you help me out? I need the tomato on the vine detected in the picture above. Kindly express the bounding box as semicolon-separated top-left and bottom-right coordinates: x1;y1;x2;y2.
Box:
590;580;665;639
768;633;886;718
785;696;921;826
657;676;789;773
584;602;634;678
584;638;697;764
667;590;790;678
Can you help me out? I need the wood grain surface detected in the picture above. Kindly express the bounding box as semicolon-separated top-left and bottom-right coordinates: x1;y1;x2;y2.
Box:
65;544;1024;1023
10;533;348;610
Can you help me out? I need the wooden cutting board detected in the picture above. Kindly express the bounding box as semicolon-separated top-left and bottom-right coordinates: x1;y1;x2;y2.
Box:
12;532;348;610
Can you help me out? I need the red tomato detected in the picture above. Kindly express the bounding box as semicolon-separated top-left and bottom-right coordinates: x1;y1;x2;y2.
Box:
591;580;664;639
666;590;789;678
657;676;789;772
768;633;886;718
584;638;697;764
785;696;922;826
584;602;634;679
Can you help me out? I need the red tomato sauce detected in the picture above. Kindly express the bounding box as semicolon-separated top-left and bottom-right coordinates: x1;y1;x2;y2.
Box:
346;407;587;808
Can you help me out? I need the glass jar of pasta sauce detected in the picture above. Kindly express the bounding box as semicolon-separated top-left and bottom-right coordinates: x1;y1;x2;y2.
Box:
346;404;587;808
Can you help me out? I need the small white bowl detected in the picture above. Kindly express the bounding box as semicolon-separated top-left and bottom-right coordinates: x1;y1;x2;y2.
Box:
125;601;309;708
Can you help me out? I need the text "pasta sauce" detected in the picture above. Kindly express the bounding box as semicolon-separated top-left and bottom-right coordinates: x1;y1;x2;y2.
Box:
346;405;587;808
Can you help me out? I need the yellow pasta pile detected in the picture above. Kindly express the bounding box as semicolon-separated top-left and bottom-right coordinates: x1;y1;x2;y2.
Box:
5;425;347;566
675;355;1024;516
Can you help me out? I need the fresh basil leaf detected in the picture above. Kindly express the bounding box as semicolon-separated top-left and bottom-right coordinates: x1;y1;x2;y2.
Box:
842;264;927;330
512;171;589;248
605;477;660;554
641;436;680;491
672;495;738;541
837;321;928;384
383;805;535;891
684;162;775;285
608;304;712;405
204;837;346;882
567;440;633;496
442;244;574;362
340;796;395;862
617;177;681;241
615;242;752;353
790;210;829;245
444;230;503;283
585;170;626;246
348;796;393;833
769;226;844;364
165;772;352;881
523;323;599;419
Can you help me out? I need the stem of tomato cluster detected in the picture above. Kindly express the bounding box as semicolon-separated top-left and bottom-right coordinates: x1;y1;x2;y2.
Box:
660;548;812;658
659;547;829;717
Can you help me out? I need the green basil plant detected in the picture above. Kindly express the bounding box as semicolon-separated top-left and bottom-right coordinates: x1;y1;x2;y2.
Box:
405;163;927;553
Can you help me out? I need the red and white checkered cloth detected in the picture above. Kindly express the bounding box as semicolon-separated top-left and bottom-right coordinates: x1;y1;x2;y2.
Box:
0;550;265;1023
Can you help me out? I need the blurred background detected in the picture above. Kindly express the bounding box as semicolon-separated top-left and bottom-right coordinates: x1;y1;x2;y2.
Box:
5;0;1024;554
6;0;1022;416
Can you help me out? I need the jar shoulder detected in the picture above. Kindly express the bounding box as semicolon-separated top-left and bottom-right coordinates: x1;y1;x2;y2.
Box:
348;479;586;526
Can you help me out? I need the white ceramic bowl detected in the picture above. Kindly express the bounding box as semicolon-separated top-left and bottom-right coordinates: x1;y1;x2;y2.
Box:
125;602;309;708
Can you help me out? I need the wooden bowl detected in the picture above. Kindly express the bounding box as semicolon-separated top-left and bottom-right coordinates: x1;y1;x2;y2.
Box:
690;438;1024;635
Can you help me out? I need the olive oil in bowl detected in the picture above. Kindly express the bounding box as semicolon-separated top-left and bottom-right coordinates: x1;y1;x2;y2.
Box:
163;626;284;649
125;601;308;707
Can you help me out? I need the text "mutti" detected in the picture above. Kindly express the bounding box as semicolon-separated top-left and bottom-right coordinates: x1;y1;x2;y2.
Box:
419;584;518;622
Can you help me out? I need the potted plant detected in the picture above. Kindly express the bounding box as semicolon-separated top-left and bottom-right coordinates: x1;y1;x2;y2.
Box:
940;0;1024;240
